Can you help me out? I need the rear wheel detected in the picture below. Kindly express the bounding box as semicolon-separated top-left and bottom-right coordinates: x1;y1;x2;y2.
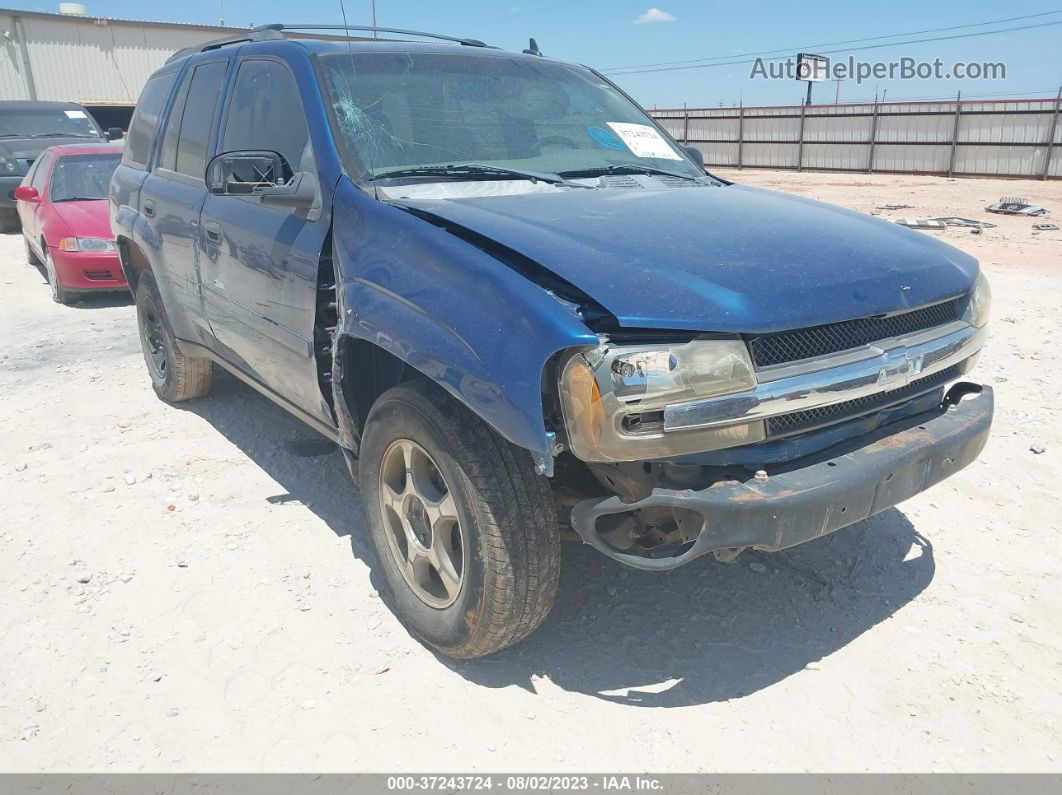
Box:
134;272;212;401
359;380;561;659
44;251;74;305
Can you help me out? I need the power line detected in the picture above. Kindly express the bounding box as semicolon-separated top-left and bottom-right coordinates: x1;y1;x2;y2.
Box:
606;19;1062;76
600;9;1062;73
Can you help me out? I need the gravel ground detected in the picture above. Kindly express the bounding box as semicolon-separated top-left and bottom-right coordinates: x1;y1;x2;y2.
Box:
1;171;1060;773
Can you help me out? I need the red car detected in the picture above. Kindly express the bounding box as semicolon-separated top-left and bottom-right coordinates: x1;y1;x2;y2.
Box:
14;143;126;304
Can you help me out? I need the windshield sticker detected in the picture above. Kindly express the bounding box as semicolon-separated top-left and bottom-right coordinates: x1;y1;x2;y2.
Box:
587;125;626;150
63;110;88;119
606;122;682;160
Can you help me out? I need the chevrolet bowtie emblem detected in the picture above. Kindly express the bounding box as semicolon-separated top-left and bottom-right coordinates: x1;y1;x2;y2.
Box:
875;347;925;388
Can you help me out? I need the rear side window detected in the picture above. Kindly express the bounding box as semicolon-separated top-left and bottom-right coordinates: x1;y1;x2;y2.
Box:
158;61;228;179
124;71;177;169
222;59;314;173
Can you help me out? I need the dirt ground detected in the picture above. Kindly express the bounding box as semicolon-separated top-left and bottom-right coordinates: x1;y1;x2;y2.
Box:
1;171;1060;773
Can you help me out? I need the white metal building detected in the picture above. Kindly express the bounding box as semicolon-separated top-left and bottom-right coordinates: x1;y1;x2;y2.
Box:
1;5;242;127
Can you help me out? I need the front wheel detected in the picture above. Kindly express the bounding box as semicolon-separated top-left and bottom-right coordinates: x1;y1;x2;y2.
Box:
44;251;73;305
359;380;561;659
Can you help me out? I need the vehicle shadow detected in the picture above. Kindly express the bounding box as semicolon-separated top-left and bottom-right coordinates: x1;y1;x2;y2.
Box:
28;262;134;308
182;369;935;709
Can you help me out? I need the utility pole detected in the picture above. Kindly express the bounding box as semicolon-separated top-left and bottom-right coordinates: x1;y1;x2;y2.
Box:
834;77;841;104
371;0;377;38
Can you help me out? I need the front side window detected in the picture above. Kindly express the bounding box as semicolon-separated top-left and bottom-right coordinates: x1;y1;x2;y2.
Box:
30;152;54;192
124;71;177;169
0;107;101;140
222;59;314;174
49;153;122;202
317;52;700;182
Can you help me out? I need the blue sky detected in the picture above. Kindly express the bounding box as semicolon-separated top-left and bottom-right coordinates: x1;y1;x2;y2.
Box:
8;0;1062;106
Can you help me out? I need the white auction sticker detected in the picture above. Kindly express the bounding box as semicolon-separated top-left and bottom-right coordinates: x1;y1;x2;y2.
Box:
64;110;88;119
606;122;682;160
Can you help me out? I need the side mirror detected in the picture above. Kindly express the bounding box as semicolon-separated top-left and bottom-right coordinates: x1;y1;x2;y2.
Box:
206;150;315;208
684;145;705;171
14;186;39;202
106;127;124;141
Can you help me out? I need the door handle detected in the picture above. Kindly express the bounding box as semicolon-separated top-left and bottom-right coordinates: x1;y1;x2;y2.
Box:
204;222;222;243
142;199;156;218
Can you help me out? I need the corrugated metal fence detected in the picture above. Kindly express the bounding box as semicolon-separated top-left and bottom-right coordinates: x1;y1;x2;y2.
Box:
650;97;1062;179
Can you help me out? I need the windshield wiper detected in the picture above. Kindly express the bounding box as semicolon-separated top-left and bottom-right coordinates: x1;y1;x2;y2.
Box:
557;164;701;182
53;196;106;202
27;132;98;139
368;163;592;188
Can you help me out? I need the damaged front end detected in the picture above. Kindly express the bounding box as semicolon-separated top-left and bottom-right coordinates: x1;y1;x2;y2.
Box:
563;383;992;570
549;275;993;570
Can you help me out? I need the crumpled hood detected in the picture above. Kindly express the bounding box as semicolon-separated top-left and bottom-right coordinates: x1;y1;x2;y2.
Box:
395;183;978;334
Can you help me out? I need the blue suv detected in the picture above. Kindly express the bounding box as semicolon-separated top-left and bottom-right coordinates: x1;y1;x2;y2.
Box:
110;25;992;658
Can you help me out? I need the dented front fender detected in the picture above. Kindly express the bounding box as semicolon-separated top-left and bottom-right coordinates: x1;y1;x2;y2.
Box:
330;177;597;474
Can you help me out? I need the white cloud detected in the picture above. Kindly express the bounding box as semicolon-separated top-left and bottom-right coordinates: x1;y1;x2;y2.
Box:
634;7;676;24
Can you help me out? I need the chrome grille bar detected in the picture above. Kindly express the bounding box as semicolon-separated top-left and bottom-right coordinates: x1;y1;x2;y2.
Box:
663;323;985;433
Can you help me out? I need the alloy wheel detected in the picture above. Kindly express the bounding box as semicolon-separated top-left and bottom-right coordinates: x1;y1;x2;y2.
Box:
378;439;466;608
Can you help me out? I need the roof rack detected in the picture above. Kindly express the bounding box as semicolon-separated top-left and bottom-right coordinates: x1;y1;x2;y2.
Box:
166;22;493;63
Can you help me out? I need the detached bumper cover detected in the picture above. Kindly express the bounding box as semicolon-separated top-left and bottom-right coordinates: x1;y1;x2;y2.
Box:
570;383;993;571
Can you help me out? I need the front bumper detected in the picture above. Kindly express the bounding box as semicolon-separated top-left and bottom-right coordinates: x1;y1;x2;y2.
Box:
50;247;126;290
570;382;993;571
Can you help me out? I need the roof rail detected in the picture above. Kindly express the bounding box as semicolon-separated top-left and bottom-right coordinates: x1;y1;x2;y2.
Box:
165;22;492;62
166;25;284;63
265;24;493;48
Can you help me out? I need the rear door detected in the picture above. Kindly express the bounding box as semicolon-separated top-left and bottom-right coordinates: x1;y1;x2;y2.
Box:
198;56;330;418
143;57;230;339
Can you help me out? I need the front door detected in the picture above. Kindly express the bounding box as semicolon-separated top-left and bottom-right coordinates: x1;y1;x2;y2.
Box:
198;57;330;421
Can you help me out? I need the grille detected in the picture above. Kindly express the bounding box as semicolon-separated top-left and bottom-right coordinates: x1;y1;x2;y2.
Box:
83;270;114;281
766;364;960;438
748;299;962;368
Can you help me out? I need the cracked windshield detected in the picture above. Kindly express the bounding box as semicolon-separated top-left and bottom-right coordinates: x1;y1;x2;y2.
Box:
318;52;706;184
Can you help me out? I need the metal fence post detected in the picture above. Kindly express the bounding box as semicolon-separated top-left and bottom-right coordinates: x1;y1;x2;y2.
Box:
1042;86;1061;180
797;102;807;171
682;105;689;145
866;100;879;173
737;104;744;168
947;91;962;178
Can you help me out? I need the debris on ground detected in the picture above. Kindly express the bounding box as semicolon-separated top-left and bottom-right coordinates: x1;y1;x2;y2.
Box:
892;217;996;230
1032;223;1059;231
1030;443;1047;454
876;203;913;210
985;197;1047;216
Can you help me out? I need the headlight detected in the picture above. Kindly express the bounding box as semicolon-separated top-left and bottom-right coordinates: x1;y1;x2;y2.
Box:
59;237;116;252
558;338;763;462
0;156;20;176
961;271;991;328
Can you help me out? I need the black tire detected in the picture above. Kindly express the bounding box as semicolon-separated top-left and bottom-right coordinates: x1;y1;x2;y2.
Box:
359;379;561;659
134;272;212;401
25;237;42;266
43;251;74;305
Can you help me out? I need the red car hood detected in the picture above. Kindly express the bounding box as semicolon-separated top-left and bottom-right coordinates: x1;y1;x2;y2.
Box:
49;199;112;239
